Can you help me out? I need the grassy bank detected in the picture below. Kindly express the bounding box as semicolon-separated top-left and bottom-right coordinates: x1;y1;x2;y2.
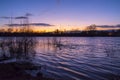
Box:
0;61;54;80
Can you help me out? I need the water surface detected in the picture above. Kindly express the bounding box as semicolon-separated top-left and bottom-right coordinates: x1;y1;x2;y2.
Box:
34;37;120;80
0;37;120;80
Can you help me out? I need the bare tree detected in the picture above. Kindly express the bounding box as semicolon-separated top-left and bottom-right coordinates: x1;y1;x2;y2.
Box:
85;24;97;31
7;28;13;33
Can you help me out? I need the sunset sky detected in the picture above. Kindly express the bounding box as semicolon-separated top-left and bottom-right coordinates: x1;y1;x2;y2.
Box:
0;0;120;31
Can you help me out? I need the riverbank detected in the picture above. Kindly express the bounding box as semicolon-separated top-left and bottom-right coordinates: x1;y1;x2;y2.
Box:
0;31;120;37
0;61;54;80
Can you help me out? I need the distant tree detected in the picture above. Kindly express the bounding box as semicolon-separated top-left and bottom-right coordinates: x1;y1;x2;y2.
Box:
54;29;60;34
15;29;19;32
7;28;13;33
85;24;97;31
19;27;33;33
0;29;5;33
118;29;120;36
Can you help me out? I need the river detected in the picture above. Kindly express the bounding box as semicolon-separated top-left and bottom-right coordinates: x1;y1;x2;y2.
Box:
0;37;120;80
34;37;120;80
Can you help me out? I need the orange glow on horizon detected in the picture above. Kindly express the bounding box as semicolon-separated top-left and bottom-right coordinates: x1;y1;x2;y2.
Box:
0;25;119;33
0;25;85;32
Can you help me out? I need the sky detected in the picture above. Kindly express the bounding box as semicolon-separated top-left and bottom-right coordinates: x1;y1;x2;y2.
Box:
0;0;120;31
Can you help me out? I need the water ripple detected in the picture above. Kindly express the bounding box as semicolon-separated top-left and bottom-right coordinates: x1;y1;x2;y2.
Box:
35;37;120;80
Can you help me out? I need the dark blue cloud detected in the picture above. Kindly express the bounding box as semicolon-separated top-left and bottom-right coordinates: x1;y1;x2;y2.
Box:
97;24;120;28
6;23;54;27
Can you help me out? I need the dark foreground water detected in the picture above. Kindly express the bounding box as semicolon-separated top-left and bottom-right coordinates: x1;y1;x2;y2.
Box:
0;37;120;80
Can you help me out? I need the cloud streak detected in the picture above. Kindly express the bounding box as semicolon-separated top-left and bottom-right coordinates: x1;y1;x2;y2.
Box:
97;24;120;28
6;23;54;27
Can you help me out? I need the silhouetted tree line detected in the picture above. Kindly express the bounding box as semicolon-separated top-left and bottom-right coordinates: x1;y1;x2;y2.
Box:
0;25;120;37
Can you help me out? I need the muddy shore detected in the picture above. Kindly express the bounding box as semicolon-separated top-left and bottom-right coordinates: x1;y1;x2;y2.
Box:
0;61;54;80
